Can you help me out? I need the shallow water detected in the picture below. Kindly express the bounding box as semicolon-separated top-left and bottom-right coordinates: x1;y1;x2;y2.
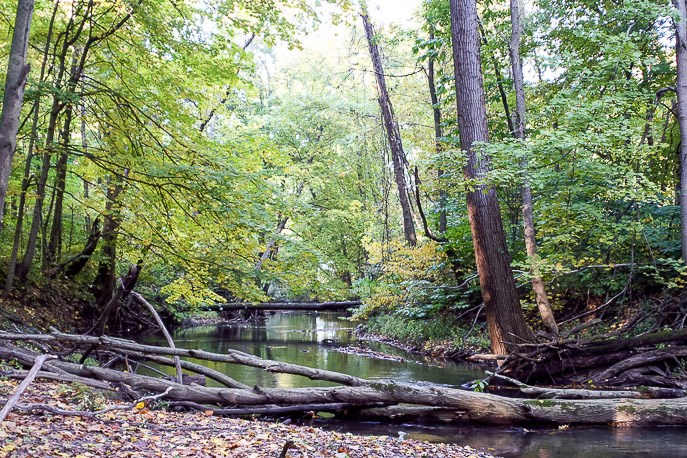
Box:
138;311;687;457
140;312;484;388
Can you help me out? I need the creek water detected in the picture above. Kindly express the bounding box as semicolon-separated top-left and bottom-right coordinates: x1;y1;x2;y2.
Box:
139;311;687;457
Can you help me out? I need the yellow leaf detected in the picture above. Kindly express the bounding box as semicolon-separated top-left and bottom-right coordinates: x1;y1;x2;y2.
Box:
134;402;145;410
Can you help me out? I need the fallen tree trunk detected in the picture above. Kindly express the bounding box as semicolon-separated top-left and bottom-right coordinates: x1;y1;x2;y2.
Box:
199;300;362;312
3;333;687;426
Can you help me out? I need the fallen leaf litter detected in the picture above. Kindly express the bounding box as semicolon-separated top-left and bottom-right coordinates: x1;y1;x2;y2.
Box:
0;379;497;457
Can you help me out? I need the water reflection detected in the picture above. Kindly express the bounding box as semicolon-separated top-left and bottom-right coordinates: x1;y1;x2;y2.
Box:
316;422;687;457
138;311;484;388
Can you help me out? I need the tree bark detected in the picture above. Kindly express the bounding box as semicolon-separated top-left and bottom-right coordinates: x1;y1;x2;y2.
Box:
509;0;558;336
0;0;34;228
674;0;687;264
55;217;101;279
45;104;74;269
361;7;417;246
449;0;534;354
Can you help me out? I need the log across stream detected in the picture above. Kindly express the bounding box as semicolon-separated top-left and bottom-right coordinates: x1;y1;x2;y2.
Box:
134;312;687;457
4;312;687;457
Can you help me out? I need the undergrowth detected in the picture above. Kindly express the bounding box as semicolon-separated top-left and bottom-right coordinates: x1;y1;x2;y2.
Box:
364;314;490;353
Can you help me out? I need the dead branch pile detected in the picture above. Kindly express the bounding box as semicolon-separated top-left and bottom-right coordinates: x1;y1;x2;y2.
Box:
2;329;687;427
497;327;687;389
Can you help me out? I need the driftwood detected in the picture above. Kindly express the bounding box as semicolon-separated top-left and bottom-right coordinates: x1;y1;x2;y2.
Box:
0;331;366;386
3;331;687;426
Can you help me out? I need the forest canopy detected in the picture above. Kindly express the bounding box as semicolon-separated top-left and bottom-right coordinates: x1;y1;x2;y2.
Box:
0;0;686;350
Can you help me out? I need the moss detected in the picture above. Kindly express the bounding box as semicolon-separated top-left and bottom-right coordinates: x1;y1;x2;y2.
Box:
618;404;637;414
524;399;559;408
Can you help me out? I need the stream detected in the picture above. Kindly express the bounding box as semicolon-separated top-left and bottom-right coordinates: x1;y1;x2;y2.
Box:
139;311;687;457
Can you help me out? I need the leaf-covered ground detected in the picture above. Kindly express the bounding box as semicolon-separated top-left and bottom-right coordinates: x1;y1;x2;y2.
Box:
0;379;497;457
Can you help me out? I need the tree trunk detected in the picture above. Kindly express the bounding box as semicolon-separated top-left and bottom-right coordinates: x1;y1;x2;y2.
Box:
361;7;417;246
0;0;34;228
45;105;74;269
55;217;100;279
426;29;447;234
93;174;126;305
449;0;534;354
3;0;59;298
509;0;558;335
674;0;687;264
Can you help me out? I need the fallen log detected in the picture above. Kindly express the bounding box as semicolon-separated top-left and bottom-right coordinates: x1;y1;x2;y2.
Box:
3;334;687;426
109;349;250;389
487;372;687;399
1;369;113;391
0;330;366;386
499;327;687;387
169;400;392;416
131;292;182;384
199;300;362;312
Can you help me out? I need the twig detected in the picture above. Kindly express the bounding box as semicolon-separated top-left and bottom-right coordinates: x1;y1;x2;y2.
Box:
0;354;55;422
3;387;174;418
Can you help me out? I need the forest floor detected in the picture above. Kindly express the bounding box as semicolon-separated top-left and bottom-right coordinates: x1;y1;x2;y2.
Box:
0;379;497;458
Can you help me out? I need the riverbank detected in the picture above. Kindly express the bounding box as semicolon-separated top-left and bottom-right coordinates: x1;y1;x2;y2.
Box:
357;314;491;363
0;378;496;457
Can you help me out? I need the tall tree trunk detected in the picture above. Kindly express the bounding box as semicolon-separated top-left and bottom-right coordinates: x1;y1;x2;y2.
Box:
0;0;34;229
361;7;417;246
674;0;687;265
16;97;61;281
3;0;59;298
17;7;94;280
426;29;447;234
449;0;534;354
509;0;558;336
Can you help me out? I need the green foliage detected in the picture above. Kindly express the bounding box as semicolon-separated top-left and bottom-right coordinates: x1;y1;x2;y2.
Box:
364;314;490;352
1;0;686;350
